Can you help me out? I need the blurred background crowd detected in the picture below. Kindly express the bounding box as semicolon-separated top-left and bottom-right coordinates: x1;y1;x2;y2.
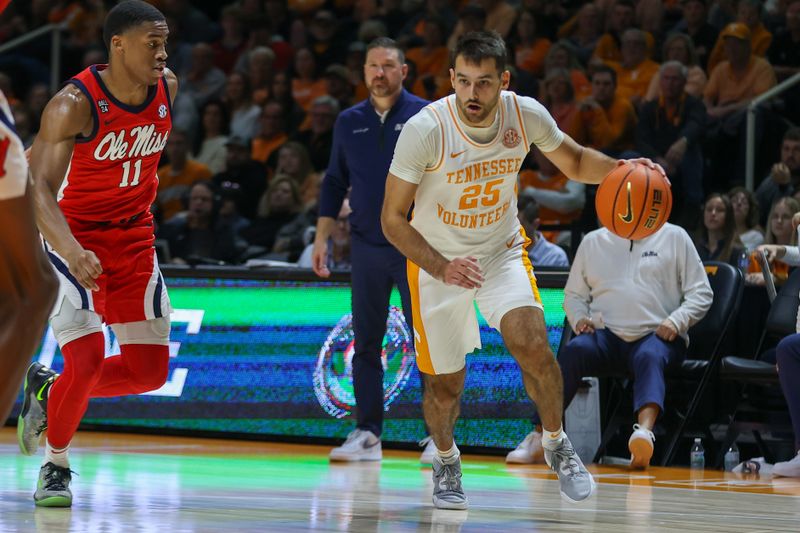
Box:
0;0;799;282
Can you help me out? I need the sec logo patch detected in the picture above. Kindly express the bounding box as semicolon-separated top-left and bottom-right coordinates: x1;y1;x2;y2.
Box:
503;128;520;148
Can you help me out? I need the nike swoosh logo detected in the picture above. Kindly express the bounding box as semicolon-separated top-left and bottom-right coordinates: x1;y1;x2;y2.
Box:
36;380;51;401
450;150;467;158
506;237;516;248
362;439;380;450
618;181;634;224
104;117;119;126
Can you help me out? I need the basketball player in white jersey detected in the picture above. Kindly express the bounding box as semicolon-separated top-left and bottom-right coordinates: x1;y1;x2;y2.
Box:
0;89;58;423
382;31;664;509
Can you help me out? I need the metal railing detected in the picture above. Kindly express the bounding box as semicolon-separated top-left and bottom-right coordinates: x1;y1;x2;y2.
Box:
746;71;800;191
0;23;65;95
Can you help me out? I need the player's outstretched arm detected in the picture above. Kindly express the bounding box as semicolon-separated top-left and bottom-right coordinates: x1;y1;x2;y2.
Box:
30;86;102;291
381;173;483;289
543;134;618;185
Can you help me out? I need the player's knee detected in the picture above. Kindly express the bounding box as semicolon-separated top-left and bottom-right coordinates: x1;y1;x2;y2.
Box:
114;316;171;345
116;318;171;392
129;352;169;391
513;337;553;371
425;375;462;403
51;301;103;347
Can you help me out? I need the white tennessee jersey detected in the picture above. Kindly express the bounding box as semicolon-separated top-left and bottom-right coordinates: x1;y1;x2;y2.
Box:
390;90;564;258
0;91;28;200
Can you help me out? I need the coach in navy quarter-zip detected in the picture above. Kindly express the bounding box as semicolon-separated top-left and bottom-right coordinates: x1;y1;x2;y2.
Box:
311;38;431;462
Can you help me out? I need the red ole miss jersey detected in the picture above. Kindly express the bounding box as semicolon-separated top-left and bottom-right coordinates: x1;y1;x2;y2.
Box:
58;64;172;222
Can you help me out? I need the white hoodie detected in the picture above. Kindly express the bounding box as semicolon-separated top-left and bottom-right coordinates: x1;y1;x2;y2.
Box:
564;223;713;345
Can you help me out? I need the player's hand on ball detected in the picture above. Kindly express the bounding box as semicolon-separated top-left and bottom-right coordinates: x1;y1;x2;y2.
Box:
620;158;670;186
655;319;678;342
443;256;483;289
575;317;595;335
66;247;103;291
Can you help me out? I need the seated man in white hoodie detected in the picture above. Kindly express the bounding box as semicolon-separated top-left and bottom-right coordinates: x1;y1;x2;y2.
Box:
507;222;712;468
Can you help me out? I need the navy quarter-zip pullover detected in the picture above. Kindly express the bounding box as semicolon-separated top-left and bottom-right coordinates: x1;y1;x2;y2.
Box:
319;89;428;246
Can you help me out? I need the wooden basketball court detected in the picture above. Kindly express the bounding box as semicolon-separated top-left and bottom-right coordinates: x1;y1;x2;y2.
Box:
1;428;798;531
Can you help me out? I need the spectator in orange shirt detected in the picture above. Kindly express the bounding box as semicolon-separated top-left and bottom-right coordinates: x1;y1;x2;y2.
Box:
592;0;655;63
704;23;775;120
406;16;450;79
707;0;772;73
704;22;777;186
544;41;592;101
541;68;583;141
608;28;660;107
511;9;551;77
251;101;289;165
577;65;638;155
292;47;328;113
157;129;214;222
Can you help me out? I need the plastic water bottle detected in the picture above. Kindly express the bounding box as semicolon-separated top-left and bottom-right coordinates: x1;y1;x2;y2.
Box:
690;438;705;469
738;251;750;273
724;442;740;472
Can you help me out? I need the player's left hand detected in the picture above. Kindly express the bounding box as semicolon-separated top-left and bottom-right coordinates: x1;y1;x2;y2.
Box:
442;256;483;289
620;158;670;186
655;319;679;342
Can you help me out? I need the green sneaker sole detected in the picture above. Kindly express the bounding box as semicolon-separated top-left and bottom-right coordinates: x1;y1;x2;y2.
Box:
17;373;32;456
34;496;72;508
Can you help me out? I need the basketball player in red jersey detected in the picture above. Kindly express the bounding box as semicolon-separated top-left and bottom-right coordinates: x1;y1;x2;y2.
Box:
18;1;176;507
0;0;59;425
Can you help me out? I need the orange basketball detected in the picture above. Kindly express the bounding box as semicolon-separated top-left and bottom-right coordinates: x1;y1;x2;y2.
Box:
595;161;672;240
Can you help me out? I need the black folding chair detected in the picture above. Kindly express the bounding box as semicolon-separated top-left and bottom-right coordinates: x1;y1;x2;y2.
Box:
660;262;743;465
715;267;800;465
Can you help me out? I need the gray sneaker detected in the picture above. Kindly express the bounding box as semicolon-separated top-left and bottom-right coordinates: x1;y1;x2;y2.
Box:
544;435;596;503
34;462;73;507
432;454;468;510
18;363;58;456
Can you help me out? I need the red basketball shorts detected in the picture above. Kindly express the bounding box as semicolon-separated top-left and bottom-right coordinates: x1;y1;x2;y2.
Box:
44;216;170;325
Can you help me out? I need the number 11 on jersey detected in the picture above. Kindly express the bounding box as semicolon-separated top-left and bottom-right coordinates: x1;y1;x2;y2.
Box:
119;159;142;187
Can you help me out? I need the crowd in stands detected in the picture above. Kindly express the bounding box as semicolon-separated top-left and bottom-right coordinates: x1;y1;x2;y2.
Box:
1;0;800;277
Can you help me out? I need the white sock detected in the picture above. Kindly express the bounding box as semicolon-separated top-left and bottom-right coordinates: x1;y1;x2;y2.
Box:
541;425;565;450
44;441;70;468
436;443;460;463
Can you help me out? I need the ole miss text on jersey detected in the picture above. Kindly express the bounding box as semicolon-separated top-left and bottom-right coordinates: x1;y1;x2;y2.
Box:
58;64;172;223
